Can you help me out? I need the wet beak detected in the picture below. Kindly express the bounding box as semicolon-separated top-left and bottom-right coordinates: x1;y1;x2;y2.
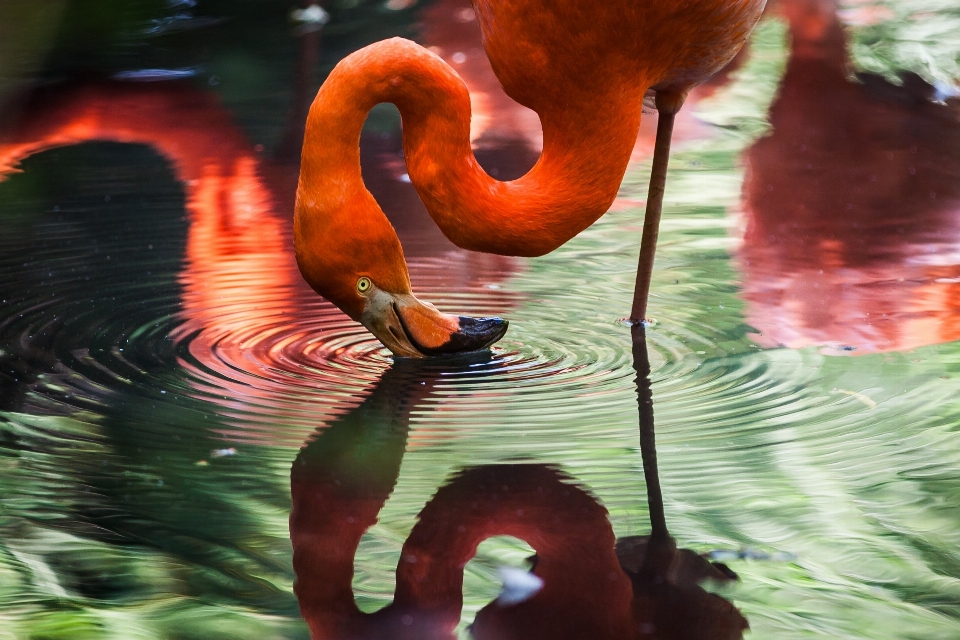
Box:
360;289;508;358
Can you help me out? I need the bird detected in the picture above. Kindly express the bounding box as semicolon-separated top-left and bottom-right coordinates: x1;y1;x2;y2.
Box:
294;0;767;357
0;75;519;370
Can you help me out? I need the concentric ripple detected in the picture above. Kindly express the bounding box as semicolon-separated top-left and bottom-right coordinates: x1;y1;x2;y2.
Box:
0;146;807;456
0;142;659;450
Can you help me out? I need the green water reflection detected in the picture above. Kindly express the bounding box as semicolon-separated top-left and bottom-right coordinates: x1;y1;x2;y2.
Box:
2;1;960;639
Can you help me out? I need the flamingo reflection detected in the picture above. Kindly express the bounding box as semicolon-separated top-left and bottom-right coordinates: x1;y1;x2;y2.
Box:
740;0;960;353
289;345;747;639
0;79;297;363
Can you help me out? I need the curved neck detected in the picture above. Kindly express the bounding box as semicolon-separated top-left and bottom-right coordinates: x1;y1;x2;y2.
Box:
289;477;386;637
296;38;646;265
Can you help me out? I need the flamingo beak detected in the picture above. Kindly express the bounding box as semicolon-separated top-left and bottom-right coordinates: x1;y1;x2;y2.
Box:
360;288;508;358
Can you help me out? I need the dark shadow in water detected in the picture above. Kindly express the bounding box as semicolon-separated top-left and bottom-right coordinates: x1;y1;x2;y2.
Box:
289;337;748;638
0;141;188;413
274;0;322;165
740;0;960;354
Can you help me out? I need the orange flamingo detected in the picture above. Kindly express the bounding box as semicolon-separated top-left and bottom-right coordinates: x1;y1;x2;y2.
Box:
0;78;523;436
295;0;767;357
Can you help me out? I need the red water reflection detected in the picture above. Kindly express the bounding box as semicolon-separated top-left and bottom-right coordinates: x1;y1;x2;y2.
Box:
0;80;298;351
740;0;960;353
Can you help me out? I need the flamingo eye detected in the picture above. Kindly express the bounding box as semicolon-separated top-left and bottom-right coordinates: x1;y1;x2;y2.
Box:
356;277;372;293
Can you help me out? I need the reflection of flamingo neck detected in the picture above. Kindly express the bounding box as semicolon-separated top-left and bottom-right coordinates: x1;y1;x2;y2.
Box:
0;82;254;184
289;478;385;632
295;38;644;261
782;0;847;67
394;466;634;637
289;365;437;638
292;457;634;638
0;81;280;269
0;81;292;354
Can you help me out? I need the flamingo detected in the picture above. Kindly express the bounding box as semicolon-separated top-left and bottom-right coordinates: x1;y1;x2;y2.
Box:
295;0;766;357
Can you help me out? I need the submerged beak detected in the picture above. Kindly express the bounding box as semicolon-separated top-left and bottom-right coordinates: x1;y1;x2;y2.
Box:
360;289;508;358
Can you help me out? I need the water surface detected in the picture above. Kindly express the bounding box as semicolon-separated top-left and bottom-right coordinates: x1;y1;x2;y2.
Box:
2;1;960;638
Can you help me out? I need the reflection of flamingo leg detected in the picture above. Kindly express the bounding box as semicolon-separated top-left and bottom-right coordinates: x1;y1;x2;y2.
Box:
631;323;669;544
624;324;748;639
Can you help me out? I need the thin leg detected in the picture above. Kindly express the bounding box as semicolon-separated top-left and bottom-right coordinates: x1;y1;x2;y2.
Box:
630;91;685;323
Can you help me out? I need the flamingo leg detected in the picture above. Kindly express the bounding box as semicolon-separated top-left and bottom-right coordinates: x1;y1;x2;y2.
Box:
631;92;685;323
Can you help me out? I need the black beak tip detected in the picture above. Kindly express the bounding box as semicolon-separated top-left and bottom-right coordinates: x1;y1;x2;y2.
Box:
470;315;508;341
428;316;508;355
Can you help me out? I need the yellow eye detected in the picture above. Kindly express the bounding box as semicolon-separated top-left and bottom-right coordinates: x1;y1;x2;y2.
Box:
356;277;371;293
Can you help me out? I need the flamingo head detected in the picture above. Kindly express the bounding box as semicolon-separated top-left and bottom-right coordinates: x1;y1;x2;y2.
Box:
356;280;508;358
294;198;508;358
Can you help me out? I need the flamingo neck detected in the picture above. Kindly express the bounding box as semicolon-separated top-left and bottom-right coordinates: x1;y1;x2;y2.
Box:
295;37;646;273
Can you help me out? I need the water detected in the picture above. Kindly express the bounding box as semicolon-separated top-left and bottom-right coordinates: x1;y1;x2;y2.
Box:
2;1;960;638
